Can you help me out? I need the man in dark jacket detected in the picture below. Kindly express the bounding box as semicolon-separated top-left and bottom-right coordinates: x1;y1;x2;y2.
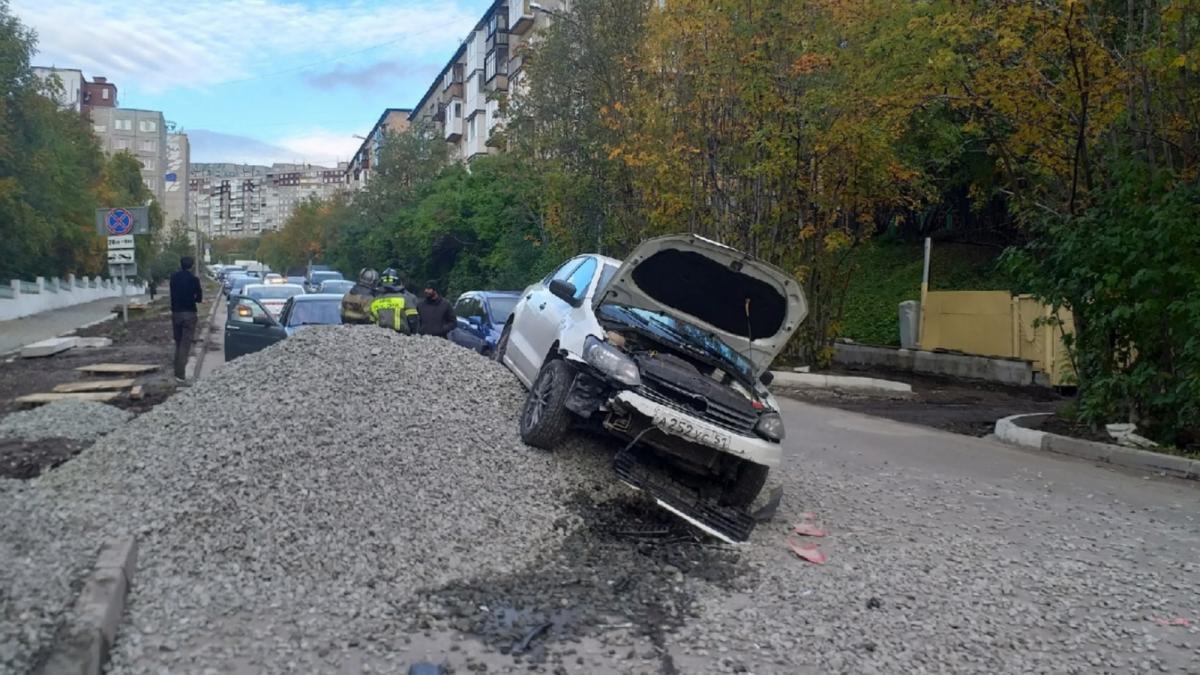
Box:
417;280;456;339
169;256;203;384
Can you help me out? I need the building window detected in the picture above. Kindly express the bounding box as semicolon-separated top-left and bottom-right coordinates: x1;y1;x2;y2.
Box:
143;158;156;170
139;120;157;132
140;139;156;152
115;119;132;131
454;102;462;118
101;89;109;100
93;124;106;133
113;139;130;150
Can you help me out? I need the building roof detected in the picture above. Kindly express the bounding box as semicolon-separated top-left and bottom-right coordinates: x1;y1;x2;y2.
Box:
350;107;414;166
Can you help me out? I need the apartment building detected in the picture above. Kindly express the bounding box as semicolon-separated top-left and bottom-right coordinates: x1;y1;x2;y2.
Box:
190;163;347;239
31;67;118;115
408;0;566;162
164;133;191;229
346;108;412;189
89;107;168;204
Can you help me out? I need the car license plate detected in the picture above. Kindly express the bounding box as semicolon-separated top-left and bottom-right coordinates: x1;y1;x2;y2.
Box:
651;411;731;450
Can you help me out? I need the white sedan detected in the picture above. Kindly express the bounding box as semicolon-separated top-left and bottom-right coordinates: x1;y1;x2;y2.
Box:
242;283;305;320
495;234;807;523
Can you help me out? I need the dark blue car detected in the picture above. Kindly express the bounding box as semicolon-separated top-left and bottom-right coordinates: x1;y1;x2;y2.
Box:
448;291;521;356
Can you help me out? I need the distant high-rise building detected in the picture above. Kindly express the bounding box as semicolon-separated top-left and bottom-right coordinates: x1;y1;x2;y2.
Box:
89;107;168;204
31;66;84;112
82;76;118;115
164;133;191;229
346;108;412;190
189;163;348;239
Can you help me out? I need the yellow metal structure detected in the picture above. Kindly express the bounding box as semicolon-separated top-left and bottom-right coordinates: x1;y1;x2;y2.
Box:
919;290;1076;386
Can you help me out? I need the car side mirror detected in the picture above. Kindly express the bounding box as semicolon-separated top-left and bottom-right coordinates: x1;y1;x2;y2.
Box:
548;279;579;306
468;315;483;326
253;315;274;327
759;371;775;386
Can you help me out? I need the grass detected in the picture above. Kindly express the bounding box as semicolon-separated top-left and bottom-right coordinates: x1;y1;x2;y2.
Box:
839;239;1016;346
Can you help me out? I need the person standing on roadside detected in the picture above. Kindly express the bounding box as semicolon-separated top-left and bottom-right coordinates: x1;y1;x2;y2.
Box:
169;256;203;385
417;280;456;339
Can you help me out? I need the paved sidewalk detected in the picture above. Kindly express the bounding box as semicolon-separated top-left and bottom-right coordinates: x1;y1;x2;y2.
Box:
0;295;152;355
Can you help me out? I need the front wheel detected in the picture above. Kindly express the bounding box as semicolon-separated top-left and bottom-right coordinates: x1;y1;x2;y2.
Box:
519;359;574;450
494;321;512;363
723;460;770;507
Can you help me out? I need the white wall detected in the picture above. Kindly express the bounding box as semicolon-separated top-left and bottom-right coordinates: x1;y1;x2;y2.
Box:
0;276;147;322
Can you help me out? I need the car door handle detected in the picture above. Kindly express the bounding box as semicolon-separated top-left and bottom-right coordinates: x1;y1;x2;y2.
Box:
526;294;533;300
538;303;546;310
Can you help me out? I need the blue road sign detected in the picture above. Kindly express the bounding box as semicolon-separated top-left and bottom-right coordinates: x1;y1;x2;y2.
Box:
106;208;134;236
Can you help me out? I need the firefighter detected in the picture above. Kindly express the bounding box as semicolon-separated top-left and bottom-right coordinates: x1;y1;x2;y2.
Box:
369;268;420;334
340;267;380;324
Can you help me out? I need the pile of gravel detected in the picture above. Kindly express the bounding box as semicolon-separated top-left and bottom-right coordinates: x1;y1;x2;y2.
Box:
0;400;133;442
6;327;624;673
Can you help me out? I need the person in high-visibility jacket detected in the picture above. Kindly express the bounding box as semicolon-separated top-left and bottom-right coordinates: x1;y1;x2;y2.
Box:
368;268;420;334
340;267;380;324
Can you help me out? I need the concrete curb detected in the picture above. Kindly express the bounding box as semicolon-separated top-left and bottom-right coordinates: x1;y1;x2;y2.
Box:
37;537;138;675
770;370;913;396
995;413;1200;480
187;295;222;381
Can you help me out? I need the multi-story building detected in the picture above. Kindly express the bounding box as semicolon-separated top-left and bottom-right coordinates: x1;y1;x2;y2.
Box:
164;133;191;229
32;67;118;115
190;163;348;239
408;0;565;162
89;107;168;204
346;108;412;189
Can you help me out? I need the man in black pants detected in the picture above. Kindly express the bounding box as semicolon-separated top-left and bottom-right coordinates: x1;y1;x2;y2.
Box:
169;257;203;384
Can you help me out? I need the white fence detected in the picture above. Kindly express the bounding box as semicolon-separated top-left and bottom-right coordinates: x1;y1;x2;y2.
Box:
0;275;147;322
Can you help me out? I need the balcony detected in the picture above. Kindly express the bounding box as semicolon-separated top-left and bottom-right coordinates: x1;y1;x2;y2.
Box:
443;105;463;142
509;0;534;35
441;64;464;99
485;46;510;91
486;30;509;53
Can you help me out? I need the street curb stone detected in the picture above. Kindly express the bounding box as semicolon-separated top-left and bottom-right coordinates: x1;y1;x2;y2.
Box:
36;537;138;675
995;413;1200;480
770;370;913;396
188;292;222;380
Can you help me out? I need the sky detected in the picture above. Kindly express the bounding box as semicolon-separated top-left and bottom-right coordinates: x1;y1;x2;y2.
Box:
13;0;495;166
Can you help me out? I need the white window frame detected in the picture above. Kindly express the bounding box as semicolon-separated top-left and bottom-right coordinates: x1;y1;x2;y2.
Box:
101;89;109;100
139;120;157;133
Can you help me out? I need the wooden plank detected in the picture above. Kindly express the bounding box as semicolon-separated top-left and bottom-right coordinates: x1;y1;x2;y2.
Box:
52;378;136;393
129;385;144;401
15;392;120;406
76;363;160;375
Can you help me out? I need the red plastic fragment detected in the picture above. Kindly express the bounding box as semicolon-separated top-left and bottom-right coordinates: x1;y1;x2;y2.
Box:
788;538;828;564
1152;617;1191;627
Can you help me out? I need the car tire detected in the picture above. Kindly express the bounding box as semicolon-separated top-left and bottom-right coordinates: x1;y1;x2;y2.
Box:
724;460;769;507
494;321;512;363
519;359;574;450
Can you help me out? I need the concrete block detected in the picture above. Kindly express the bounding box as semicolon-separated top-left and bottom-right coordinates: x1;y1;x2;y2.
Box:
74;568;127;647
1042;435;1200;479
94;537;138;586
73;337;113;349
832;343;916;370
20;337;76;358
35;626;102;675
771;371;912;395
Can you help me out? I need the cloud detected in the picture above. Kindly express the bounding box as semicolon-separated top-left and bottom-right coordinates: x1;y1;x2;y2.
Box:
303;60;442;91
187;128;358;167
13;0;478;93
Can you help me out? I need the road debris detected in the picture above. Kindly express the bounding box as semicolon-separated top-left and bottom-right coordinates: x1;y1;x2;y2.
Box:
787;538;828;565
1151;617;1191;627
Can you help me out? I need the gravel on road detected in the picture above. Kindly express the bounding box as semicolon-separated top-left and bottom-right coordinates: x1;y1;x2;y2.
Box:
0;400;133;442
2;325;1198;674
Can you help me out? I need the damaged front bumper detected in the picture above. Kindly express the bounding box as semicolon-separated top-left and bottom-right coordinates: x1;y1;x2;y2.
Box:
605;390;782;468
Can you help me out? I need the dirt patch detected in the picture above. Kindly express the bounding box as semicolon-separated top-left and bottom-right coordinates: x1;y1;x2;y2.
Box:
777;366;1067;437
1038;414;1113;444
0;437;89;479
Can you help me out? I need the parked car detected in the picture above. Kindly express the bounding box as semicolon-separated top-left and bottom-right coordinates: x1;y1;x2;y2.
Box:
218;266;245;283
286;275;307;287
306;270;344;293
495;234;806;521
224;293;343;361
448;291;521;356
318;279;355;295
242;283;305;319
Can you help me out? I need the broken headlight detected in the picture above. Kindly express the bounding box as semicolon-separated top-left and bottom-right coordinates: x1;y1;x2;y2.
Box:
755;411;785;442
583;335;641;387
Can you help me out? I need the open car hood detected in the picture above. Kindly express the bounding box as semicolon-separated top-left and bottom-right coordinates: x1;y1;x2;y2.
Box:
594;234;807;376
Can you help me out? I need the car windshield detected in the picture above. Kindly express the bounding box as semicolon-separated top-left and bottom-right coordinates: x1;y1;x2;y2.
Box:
231;277;253;291
311;271;343;283
247;285;304;300
597;264;619;296
288;299;343;327
598;304;755;381
487;297;519;325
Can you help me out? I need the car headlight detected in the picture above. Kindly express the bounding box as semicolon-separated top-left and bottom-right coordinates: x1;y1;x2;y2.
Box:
583;335;641;387
755;411;785;442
